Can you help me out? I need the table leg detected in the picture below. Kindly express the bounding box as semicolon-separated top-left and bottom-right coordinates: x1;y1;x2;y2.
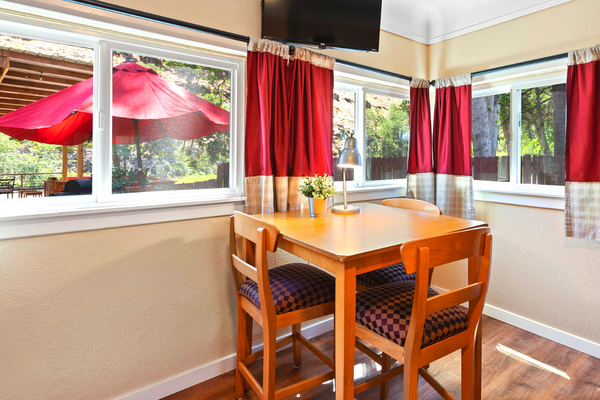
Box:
335;262;356;400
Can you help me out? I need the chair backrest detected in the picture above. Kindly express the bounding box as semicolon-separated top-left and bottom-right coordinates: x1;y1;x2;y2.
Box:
0;178;15;190
230;211;280;316
400;227;492;351
381;198;442;215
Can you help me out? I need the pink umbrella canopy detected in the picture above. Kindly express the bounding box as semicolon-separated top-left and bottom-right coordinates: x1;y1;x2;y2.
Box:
0;62;230;145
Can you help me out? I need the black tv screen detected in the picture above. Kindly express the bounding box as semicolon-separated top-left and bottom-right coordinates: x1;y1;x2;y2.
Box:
262;0;382;52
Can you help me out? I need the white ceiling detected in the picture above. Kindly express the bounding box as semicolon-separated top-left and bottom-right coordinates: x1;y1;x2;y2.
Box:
380;0;571;44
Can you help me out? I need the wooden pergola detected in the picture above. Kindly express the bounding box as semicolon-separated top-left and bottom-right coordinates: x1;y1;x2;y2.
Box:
0;48;93;181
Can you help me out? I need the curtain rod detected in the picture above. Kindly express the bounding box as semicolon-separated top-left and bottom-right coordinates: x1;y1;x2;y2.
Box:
64;0;412;82
429;52;569;86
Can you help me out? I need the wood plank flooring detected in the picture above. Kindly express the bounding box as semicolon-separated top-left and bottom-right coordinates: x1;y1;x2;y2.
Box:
164;316;600;400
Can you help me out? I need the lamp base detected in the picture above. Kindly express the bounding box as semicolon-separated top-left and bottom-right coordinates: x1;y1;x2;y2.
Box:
331;205;360;214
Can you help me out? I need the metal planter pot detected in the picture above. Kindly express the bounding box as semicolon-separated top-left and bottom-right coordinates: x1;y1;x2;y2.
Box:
308;197;329;217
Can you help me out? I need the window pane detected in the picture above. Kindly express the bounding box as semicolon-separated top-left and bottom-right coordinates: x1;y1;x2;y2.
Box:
472;93;510;182
333;89;355;182
0;35;94;201
365;94;409;181
520;84;566;186
111;52;231;194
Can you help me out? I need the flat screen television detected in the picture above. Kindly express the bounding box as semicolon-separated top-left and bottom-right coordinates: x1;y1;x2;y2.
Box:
261;0;383;52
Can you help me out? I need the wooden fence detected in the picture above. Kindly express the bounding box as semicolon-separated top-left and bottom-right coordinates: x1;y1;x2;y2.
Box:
474;155;565;185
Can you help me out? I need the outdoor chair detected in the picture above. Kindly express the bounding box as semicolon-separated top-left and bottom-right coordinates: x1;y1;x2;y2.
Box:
229;211;336;400
354;227;492;400
0;177;16;199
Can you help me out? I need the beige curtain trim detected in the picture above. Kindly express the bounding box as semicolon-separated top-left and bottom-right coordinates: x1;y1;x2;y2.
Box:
435;73;471;89
406;173;435;204
292;46;335;70
569;45;600;66
411;77;430;89
248;37;290;59
435;173;475;219
565;181;600;240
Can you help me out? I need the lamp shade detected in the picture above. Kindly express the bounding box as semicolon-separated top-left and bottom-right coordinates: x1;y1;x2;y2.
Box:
337;137;362;168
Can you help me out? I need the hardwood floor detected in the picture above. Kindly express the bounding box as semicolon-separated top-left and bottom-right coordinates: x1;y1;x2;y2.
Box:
163;315;600;400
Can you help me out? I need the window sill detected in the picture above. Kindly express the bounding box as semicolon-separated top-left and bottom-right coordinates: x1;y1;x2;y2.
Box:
474;182;564;210
335;184;407;203
0;196;246;240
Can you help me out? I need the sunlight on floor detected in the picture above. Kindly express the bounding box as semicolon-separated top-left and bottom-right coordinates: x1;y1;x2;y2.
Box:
324;362;382;391
496;344;570;380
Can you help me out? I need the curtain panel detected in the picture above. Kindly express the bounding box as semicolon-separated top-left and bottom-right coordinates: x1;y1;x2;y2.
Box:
565;45;600;240
406;77;435;203
245;39;334;214
433;74;475;219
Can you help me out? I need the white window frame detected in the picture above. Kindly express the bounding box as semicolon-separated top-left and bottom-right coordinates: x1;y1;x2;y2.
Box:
0;1;246;239
471;59;567;209
332;68;410;199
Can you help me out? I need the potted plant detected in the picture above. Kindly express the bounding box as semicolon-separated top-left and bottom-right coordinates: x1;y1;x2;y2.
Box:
298;174;337;217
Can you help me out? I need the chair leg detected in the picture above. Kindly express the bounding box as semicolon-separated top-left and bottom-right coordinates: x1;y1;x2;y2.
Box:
292;323;302;368
263;324;278;400
379;352;392;400
236;304;252;399
461;343;475;400
403;361;420;400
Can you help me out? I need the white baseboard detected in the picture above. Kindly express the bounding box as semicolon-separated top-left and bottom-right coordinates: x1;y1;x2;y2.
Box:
115;317;334;400
431;285;600;360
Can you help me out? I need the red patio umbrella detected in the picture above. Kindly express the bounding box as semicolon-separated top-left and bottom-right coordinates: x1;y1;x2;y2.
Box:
0;62;230;189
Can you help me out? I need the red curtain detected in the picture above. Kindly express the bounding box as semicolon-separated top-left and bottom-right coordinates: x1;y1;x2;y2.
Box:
433;83;472;176
286;52;334;177
565;45;600;240
245;39;334;214
406;78;435;203
433;74;475;219
407;79;433;174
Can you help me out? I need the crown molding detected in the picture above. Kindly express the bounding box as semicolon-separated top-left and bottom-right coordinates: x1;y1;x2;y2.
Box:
381;0;572;46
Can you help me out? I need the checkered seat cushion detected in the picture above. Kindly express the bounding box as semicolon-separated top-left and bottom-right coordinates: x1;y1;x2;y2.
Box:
356;262;415;288
240;263;335;315
356;281;467;348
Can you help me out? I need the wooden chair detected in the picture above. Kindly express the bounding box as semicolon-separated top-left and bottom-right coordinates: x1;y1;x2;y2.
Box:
230;211;336;400
356;198;442;291
381;198;443;216
355;198;444;399
0;177;15;199
353;227;492;400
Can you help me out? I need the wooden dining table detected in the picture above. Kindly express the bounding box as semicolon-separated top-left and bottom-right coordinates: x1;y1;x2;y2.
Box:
255;202;488;400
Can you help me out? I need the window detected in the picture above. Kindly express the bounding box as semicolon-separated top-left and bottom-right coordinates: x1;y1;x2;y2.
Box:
472;93;510;182
519;84;566;186
0;34;94;200
472;69;567;197
364;93;409;181
0;12;244;220
110;51;232;195
333;79;409;187
0;4;245;235
333;88;355;182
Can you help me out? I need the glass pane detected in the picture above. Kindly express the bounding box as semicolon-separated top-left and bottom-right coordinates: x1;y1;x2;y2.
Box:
471;93;510;182
333;89;355;182
365;93;409;181
520;84;566;186
111;52;231;194
0;34;94;201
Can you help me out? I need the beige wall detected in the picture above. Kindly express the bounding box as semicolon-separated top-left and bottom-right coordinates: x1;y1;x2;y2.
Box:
428;0;600;345
428;0;600;79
